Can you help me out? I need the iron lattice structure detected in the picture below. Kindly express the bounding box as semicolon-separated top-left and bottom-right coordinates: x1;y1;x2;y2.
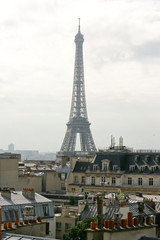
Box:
59;23;96;157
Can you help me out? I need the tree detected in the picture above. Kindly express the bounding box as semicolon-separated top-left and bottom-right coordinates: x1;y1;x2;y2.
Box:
63;217;96;240
69;196;75;205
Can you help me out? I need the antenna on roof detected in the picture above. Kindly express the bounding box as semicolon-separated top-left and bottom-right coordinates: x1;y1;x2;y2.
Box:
119;136;123;147
111;135;115;148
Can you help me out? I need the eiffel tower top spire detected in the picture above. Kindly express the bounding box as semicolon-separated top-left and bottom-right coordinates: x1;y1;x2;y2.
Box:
78;18;80;32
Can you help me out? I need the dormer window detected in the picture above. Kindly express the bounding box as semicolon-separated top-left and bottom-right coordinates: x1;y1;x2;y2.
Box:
93;165;98;171
113;165;118;172
130;165;135;172
151;166;157;172
103;163;107;171
102;159;110;171
141;166;145;172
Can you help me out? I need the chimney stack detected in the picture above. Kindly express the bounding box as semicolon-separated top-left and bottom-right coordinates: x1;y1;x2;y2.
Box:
22;188;35;200
96;193;104;229
62;206;69;217
138;202;145;225
1;187;11;199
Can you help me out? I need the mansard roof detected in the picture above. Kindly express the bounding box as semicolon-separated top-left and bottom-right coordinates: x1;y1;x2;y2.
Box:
73;161;91;172
72;150;160;174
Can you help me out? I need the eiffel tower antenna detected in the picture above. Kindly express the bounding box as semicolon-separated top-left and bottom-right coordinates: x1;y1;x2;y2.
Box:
58;22;97;157
78;18;80;32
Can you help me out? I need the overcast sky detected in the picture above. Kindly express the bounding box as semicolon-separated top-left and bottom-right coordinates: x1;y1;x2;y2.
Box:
0;0;160;152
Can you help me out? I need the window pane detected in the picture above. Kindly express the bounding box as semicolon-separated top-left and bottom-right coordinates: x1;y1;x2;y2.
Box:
128;177;132;185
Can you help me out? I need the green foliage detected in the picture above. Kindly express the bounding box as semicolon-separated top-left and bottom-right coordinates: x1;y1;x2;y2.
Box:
84;192;88;200
63;217;96;240
69;196;75;205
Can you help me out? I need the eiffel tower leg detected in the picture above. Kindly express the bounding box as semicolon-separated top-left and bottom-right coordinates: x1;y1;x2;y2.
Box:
60;127;77;152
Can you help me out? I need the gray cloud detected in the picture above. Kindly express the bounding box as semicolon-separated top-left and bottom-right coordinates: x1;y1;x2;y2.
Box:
132;41;160;59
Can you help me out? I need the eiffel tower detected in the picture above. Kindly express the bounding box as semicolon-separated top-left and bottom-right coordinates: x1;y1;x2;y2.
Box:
58;20;96;157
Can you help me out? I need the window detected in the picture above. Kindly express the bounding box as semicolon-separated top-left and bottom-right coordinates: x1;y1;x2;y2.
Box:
43;204;49;217
46;222;49;235
91;176;95;185
82;176;86;184
8;209;15;222
101;176;106;183
93;165;98;171
4;211;9;222
65;223;71;231
112;177;116;185
102;160;110;171
61;183;65;190
74;176;79;183
151;166;156;172
141;166;145;172
130;165;135;172
128;177;132;185
103;163;107;171
72;188;75;193
149;178;153;186
56;222;61;230
138;178;142;185
113;165;118;172
61;173;65;180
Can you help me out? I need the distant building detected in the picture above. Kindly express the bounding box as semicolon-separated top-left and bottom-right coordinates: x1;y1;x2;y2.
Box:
8;143;14;152
0;153;70;193
67;141;160;194
0;153;20;189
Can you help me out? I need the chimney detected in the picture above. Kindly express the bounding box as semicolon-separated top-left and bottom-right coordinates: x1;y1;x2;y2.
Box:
138;202;145;225
62;206;69;217
96;193;104;229
22;188;35;200
114;213;121;228
119;202;129;219
1;187;11;199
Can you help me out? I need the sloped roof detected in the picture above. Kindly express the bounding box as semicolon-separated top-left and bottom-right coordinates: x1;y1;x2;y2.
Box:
2;233;58;240
0;191;51;206
73;161;91;172
80;204;97;219
0;191;54;222
104;202;156;220
80;202;156;220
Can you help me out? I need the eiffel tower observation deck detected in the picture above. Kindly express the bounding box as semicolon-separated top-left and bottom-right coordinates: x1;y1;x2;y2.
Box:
58;20;97;158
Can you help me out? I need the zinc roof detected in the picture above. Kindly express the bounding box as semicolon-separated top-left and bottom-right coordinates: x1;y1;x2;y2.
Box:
0;191;51;207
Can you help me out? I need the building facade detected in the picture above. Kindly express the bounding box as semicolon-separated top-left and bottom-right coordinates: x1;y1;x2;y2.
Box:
67;145;160;194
